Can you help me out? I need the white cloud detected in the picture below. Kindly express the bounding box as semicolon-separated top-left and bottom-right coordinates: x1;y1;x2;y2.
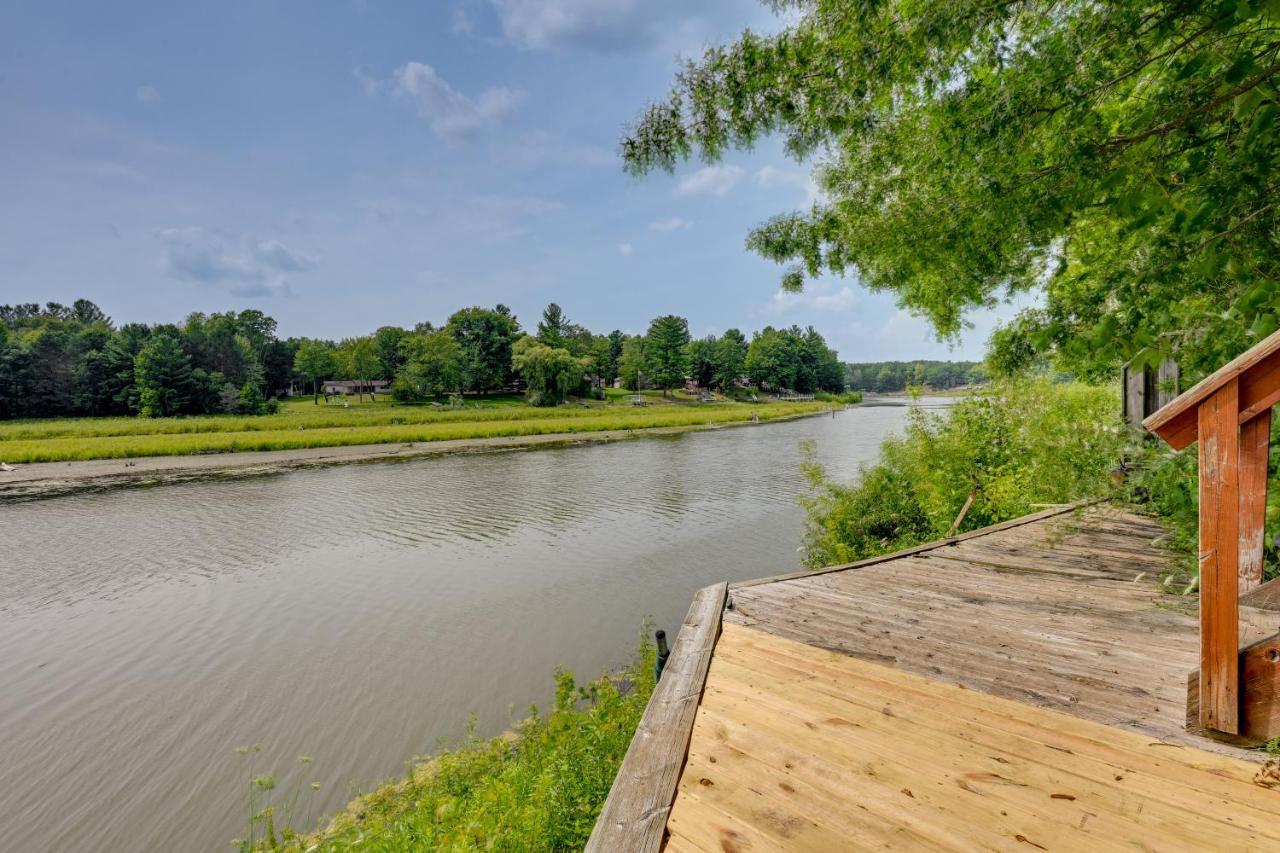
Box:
384;62;521;137
487;0;776;53
251;239;319;272
492;0;646;49
768;282;859;315
617;242;634;256
649;217;691;232
451;6;475;34
353;66;383;96
156;227;317;298
136;84;160;104
677;165;742;197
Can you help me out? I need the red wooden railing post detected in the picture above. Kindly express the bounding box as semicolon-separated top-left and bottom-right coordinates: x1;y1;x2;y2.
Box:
1145;330;1280;738
1239;409;1272;595
1197;380;1241;734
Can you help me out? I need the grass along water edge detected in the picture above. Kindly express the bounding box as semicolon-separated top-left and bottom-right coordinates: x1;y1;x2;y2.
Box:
1;401;830;463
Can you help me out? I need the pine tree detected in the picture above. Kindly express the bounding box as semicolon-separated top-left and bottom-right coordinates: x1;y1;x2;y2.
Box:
134;333;194;417
643;315;690;395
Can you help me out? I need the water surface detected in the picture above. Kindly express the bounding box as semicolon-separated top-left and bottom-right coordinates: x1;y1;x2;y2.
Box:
0;400;945;851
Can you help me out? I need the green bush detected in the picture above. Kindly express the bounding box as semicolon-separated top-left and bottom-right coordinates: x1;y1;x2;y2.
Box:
814;390;863;404
248;636;656;851
800;380;1127;566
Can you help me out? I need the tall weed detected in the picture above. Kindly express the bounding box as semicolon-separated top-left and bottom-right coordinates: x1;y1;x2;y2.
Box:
800;380;1128;566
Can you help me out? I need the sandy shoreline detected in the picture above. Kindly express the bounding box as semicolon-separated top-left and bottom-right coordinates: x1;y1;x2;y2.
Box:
0;411;828;502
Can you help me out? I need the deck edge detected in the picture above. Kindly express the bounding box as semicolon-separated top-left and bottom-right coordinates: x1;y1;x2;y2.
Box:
729;501;1096;591
585;581;727;853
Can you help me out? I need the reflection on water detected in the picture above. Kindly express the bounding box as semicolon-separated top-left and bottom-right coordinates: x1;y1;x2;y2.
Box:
0;401;945;851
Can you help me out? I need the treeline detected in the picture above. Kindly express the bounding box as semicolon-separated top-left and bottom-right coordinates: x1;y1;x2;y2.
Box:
844;360;988;393
0;299;847;419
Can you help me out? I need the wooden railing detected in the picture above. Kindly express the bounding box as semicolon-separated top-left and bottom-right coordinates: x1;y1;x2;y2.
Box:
1145;329;1280;739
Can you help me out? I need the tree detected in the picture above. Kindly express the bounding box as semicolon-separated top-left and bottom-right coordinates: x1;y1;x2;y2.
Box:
373;326;409;380
446;306;521;393
71;299;110;326
134;333;193;417
261;338;298;396
686;336;718;389
745;327;797;391
393;330;465;401
623;2;1280;381
536;303;567;350
619;336;646;391
189;368;225;414
714;328;748;391
606;330;625;385
643;315;690;394
338;337;380;402
294;340;337;404
511;336;589;406
802;327;844;393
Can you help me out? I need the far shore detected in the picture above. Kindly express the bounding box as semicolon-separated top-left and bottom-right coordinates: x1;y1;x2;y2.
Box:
0;408;833;502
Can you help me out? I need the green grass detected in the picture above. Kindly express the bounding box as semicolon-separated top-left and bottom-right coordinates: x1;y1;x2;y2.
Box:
242;638;657;851
0;400;828;463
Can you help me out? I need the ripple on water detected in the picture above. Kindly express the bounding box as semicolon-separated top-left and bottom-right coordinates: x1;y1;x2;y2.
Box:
0;403;941;852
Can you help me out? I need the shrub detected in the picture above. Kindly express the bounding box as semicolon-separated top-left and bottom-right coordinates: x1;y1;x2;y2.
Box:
246;635;657;851
814;390;862;405
800;380;1127;566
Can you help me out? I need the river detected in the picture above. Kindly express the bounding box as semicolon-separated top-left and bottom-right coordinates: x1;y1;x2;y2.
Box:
0;399;948;851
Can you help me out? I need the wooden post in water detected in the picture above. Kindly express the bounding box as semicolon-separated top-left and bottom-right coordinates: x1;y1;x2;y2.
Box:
1145;330;1280;737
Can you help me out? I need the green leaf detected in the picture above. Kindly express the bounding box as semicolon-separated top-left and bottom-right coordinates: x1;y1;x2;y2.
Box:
1249;312;1278;339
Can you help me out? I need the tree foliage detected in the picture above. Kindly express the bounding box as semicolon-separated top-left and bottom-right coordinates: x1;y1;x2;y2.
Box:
446;306;521;392
393;330;466;401
845;361;987;393
338;337;380;402
643;315;691;393
619;337;646;391
294;340;338;404
714;328;748;390
686;336;719;388
511;336;589;406
623;1;1280;379
744;325;844;393
536;303;567;350
134;333;193;418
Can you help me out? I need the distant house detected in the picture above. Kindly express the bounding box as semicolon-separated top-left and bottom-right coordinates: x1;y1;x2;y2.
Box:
322;379;390;396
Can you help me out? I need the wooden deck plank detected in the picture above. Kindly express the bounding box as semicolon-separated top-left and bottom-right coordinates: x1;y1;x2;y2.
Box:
585;582;726;853
715;627;1276;808
665;624;1280;851
590;506;1280;849
721;509;1248;756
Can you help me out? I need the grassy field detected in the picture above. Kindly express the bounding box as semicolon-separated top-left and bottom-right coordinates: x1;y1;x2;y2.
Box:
0;396;829;463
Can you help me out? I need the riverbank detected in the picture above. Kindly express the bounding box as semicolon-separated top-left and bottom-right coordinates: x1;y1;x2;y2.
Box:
0;405;833;501
251;643;656;852
0;396;834;465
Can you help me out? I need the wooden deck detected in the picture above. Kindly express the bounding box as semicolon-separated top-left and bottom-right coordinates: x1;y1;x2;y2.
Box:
588;505;1280;852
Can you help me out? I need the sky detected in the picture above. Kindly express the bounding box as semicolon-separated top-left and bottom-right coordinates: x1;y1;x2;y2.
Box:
0;0;1031;361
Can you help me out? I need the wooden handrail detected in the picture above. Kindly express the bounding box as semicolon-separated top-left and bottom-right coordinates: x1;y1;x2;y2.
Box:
1144;329;1280;450
1145;332;1279;737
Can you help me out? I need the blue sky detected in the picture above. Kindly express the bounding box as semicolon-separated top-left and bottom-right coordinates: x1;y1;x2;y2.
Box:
0;0;1029;360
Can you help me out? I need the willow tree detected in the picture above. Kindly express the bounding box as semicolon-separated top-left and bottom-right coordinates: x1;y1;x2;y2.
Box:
623;1;1280;380
511;336;589;406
